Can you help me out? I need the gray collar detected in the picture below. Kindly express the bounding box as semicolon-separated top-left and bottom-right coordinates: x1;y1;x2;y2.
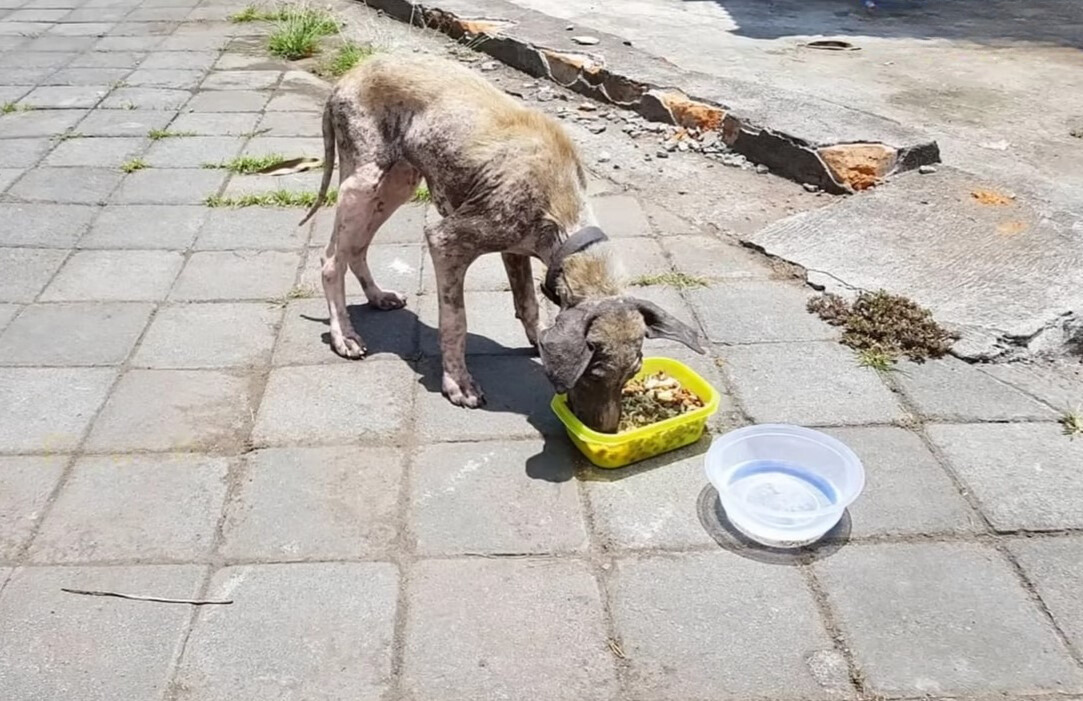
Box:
540;226;608;306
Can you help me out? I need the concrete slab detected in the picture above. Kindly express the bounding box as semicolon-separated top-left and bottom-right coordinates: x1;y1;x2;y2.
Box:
41;249;184;301
0;203;98;247
748;168;1083;359
815;542;1083;696
132;302;279;368
0;302;153;366
926;422;1083;532
219;446;404;560
0;564;207;701
1009;536;1083;659
894;358;1058;421
404;558;617;701
0;455;67;560
411;439;588;555
80;204;206;249
176;563;398;701
169;250;300;301
29;453;229;562
0;247;68;303
610;551;843;699
0;367;116;453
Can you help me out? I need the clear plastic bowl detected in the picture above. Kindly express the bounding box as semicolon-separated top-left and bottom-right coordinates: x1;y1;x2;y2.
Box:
705;424;865;548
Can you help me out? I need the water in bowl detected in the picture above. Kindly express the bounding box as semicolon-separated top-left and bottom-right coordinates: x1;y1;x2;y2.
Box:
728;459;838;514
723;459;841;545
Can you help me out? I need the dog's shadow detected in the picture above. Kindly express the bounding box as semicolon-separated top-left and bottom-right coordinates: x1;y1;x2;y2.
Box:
300;301;578;482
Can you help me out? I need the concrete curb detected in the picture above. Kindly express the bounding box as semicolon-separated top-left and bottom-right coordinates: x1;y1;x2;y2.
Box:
358;0;940;193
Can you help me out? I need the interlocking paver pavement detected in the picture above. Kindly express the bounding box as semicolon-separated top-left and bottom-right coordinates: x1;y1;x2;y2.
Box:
2;1;1082;699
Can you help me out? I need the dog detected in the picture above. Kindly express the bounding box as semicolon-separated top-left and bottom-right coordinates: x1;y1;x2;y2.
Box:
300;52;705;433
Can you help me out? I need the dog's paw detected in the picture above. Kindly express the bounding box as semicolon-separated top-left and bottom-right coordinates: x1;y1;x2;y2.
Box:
331;330;367;359
442;372;485;408
370;290;407;311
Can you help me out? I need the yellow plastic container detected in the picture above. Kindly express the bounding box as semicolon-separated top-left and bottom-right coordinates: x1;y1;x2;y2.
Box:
550;357;721;468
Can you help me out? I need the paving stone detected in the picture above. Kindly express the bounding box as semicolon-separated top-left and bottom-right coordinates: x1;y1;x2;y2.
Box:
265;90;321;112
272;295;420;365
99;85;187;109
67;49;145;68
252;361;415;446
419;290;536;356
0;304;19;333
0;564;206;701
20;83;108;107
194;206;311;250
585;448;718;550
93;35;164;51
133;301;278;368
415;356;565;441
411;439;587;555
81;204;205;248
980;360;1083;410
0;455;66;560
0;203;99;248
157;33;229;51
106;21;176;37
687;281;835;344
8;166;122;204
24;35;97;52
927;422;1083;531
722;341;904;425
85;368;253;451
663;233;773;280
0;21;51;35
42;135;146;167
0;66;57;84
170;250;299;300
111;167;226;203
815;542;1083;696
220;445;403;560
0;302;152;366
8;51;78;68
41;66;130;86
125;6;190;21
65;7;130;21
0;247;67;302
256;109;322;137
0;167;25;193
137;49;217;70
309;205;426;246
822;426;978;537
167;109;259;135
895;358;1057;421
213;52;282;70
46;21;115;36
0;367;116;452
0;108;85;137
404;558;616;701
185;88;269;112
201;69;279;91
177;562;397;701
611;551;840;700
591;194;652;237
5;8;70;20
1009;536;1083;658
41;249;183;301
220;170;321;197
29;453;228;562
242;135;322;159
73;106;173;135
142;134;244;167
124;66;202;89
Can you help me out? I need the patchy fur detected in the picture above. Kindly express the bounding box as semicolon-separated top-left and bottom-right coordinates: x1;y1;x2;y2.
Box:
302;52;703;425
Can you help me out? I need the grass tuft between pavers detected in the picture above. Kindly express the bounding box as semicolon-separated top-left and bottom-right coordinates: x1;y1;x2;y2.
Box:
267;5;342;60
808;289;958;365
205;189;337;208
319;40;376;77
203;153;287;174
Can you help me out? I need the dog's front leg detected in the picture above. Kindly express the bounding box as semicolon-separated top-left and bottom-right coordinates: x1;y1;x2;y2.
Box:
426;221;485;408
502;253;539;349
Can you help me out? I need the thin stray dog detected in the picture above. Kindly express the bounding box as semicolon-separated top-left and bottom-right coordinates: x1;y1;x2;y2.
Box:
300;52;705;433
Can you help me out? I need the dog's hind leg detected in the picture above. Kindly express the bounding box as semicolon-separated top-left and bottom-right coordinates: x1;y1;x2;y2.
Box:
502;253;540;348
345;160;421;310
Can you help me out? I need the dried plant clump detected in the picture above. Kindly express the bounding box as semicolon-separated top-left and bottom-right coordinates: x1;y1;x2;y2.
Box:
808;290;958;364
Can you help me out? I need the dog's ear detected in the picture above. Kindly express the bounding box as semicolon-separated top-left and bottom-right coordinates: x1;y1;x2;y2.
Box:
629;297;706;354
538;306;596;394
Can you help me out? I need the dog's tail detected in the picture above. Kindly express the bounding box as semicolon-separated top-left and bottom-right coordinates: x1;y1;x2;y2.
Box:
299;99;336;227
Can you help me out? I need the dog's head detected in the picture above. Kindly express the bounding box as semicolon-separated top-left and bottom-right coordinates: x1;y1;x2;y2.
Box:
538;297;705;433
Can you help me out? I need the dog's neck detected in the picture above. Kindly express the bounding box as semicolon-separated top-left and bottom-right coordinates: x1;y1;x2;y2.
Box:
540;227;623;308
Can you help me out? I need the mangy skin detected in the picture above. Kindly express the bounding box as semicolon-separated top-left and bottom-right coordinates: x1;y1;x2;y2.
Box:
300;52;704;432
